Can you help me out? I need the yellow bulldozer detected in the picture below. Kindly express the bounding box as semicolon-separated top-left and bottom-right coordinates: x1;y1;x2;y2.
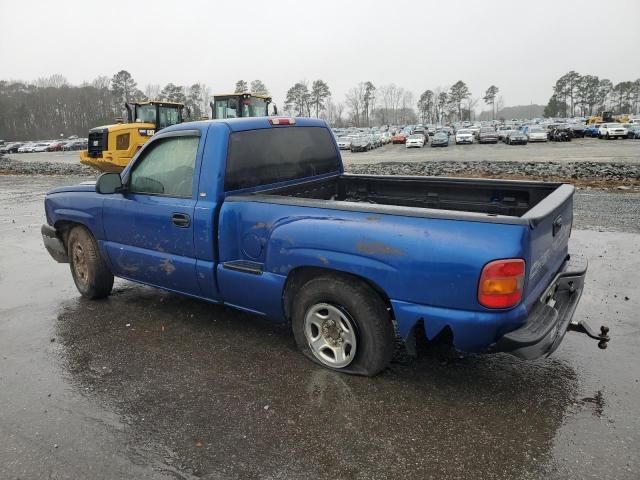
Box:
80;93;273;172
586;111;630;125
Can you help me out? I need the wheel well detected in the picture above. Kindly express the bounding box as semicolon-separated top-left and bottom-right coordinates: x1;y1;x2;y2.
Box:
53;220;86;249
282;267;393;323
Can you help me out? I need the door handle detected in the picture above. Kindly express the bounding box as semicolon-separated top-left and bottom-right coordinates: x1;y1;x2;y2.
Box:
171;213;191;228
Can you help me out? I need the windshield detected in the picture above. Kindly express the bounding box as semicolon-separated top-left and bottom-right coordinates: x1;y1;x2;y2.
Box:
214;96;269;119
458;129;471;134
242;96;269;117
158;106;181;129
135;105;157;123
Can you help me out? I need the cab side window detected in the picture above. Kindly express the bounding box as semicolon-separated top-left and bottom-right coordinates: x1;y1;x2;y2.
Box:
129;136;199;197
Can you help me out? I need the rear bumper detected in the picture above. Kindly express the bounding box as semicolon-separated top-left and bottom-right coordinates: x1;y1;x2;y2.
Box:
491;255;587;359
391;255;590;360
42;224;69;263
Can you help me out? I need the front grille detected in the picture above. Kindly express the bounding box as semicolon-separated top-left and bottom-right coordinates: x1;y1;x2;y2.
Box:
87;129;108;157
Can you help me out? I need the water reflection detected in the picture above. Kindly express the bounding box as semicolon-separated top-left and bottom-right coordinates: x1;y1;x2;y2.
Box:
56;284;578;479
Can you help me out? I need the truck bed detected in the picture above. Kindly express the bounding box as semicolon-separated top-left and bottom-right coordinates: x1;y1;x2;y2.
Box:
255;174;566;222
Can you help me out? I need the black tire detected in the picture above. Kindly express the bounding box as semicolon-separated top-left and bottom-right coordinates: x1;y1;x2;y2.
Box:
291;274;394;376
67;226;114;299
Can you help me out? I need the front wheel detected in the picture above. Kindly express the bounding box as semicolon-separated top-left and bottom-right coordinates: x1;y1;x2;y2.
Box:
68;226;114;299
291;275;394;376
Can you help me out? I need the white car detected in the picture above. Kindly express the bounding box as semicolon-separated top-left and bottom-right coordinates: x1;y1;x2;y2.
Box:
33;143;52;152
455;129;474;144
598;123;628;139
405;134;425;148
336;136;352;150
18;143;36;153
526;127;548;142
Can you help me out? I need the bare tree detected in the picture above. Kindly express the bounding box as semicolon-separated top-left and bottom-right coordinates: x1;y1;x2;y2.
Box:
144;84;161;100
345;83;365;126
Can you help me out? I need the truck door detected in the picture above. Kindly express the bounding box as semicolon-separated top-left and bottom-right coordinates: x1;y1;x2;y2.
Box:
101;131;203;296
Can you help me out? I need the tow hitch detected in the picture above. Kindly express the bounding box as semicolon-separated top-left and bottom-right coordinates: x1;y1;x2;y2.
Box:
568;321;610;349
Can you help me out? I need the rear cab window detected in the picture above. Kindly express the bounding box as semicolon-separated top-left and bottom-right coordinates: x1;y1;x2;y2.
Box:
224;126;340;191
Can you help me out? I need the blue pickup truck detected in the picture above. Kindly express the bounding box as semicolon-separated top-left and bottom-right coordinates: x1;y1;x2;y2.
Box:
42;117;608;375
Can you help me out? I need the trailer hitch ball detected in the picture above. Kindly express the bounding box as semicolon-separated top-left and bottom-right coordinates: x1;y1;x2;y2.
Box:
598;326;610;350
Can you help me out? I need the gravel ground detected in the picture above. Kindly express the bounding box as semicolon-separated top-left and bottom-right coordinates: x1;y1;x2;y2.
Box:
346;161;639;184
0;154;96;176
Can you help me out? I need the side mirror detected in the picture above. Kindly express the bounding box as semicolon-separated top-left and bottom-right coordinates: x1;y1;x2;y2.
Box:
96;172;123;194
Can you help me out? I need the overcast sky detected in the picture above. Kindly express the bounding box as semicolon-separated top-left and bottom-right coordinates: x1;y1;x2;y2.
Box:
1;0;638;110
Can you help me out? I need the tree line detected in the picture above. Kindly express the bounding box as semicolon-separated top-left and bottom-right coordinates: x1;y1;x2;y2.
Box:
3;70;639;140
0;71;213;140
281;79;508;127
544;71;640;118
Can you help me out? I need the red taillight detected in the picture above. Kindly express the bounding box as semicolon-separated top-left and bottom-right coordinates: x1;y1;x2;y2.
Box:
269;117;296;126
478;259;525;309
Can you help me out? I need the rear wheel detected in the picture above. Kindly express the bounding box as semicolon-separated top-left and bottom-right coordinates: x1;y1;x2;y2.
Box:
68;226;114;299
291;275;394;376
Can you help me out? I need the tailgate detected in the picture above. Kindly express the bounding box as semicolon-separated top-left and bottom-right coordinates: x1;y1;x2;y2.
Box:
522;184;574;306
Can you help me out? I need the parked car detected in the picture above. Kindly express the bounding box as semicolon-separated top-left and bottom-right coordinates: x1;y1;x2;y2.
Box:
522;126;548;142
627;124;640;139
598;123;628;139
41;116;605;376
47;141;65;152
0;142;23;154
18;143;37;153
497;126;512;141
350;136;373;152
406;134;426;148
33;143;53;152
455;129;474;144
570;124;585;138
391;133;407;144
548;126;572;142
430;132;449;147
63;140;87;151
478;127;499;144
505;131;528;145
441;126;453;136
584;124;601;137
336;137;352;150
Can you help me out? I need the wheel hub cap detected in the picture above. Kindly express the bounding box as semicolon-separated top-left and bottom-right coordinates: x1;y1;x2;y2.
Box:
304;303;357;368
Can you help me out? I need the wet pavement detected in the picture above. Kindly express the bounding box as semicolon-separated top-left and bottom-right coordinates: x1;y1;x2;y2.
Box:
1;176;639;479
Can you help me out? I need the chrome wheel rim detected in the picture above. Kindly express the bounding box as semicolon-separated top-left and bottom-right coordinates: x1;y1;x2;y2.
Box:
304;303;357;368
72;243;88;283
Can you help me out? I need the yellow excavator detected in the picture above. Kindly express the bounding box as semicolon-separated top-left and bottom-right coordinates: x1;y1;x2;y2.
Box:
80;93;274;172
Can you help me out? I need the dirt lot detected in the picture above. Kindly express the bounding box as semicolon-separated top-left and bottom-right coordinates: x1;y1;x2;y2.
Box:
0;172;639;480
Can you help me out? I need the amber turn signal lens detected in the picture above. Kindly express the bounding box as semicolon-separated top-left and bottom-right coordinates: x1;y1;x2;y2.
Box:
478;259;525;309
